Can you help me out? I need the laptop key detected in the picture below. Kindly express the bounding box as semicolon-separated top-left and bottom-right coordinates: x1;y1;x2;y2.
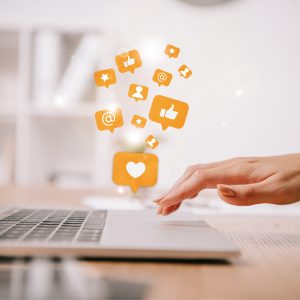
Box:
0;209;107;245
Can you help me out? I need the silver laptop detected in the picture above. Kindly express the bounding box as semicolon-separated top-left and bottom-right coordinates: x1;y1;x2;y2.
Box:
0;208;240;260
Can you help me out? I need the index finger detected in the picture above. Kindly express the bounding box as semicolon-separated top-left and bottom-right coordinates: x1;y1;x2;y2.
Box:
166;158;243;195
158;163;258;208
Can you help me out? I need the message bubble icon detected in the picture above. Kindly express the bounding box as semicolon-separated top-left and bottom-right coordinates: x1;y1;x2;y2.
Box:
164;44;180;58
152;69;172;87
115;49;142;74
113;152;158;193
128;84;149;102
145;135;159;149
94;68;116;88
178;64;192;79
149;95;189;131
95;108;124;133
131;115;147;128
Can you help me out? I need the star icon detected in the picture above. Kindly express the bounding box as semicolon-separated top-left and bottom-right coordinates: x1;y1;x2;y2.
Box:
169;48;175;54
131;115;146;128
165;44;180;58
94;69;116;88
101;73;109;82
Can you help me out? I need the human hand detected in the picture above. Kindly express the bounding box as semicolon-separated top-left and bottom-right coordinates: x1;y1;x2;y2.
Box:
154;154;300;215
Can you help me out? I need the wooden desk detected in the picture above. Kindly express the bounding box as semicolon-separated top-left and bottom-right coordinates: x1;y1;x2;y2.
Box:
1;186;300;299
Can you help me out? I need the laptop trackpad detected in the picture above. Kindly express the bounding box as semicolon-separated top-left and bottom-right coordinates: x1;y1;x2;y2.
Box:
100;210;237;252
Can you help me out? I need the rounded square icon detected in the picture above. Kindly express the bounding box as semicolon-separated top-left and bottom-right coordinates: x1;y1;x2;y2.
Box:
165;44;180;58
95;108;124;133
131;115;147;128
145;135;159;149
113;152;158;193
94;68;116;88
152;69;172;87
115;49;142;74
128;84;149;101
149;95;189;131
178;64;192;79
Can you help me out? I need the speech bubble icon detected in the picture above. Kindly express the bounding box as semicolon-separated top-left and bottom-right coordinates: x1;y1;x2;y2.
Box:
94;68;117;88
145;135;159;149
113;152;158;193
115;49;142;74
149;95;189;131
128;84;149;102
164;44;180;58
131;115;147;128
152;69;172;87
95;108;124;133
178;64;192;79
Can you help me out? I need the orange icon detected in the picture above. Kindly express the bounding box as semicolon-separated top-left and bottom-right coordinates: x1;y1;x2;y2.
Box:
115;49;142;74
152;69;172;87
128;84;149;101
165;44;180;58
145;135;159;149
113;152;158;192
94;68;116;88
149;95;189;130
178;64;192;79
131;115;147;128
95;107;124;133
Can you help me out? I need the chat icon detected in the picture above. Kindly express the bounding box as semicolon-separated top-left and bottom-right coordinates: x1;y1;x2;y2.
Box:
152;69;172;87
95;107;124;133
113;152;158;192
115;49;142;74
128;84;148;101
149;95;189;131
178;64;192;79
145;135;159;149
94;68;116;88
131;115;147;128
165;44;180;58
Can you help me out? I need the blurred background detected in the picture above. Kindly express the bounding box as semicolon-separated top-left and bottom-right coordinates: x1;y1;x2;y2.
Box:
0;0;299;198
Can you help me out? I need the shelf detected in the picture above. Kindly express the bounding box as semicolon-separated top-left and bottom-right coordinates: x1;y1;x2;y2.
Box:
0;27;103;186
29;103;98;118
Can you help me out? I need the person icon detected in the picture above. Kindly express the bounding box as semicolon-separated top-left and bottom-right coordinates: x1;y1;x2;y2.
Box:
132;85;144;99
178;65;192;79
128;84;149;101
180;67;190;78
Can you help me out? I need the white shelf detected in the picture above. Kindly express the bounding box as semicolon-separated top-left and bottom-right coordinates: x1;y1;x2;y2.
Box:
29;102;98;118
0;27;102;187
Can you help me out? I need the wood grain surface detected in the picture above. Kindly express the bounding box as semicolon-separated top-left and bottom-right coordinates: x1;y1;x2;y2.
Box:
1;185;300;299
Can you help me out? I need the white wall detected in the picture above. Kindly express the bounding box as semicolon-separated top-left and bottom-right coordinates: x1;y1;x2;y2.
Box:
0;0;299;188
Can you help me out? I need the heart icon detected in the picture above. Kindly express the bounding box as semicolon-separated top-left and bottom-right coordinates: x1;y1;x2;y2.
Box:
126;161;146;178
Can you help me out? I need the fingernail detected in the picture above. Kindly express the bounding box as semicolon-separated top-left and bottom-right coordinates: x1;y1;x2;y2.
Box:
219;186;237;197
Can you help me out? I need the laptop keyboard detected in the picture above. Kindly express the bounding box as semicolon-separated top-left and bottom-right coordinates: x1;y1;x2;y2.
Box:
0;209;107;244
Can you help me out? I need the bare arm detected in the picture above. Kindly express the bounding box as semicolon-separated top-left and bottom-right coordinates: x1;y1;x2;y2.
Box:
154;154;300;215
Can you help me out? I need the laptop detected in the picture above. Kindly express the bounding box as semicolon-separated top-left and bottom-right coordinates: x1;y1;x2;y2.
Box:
0;208;240;260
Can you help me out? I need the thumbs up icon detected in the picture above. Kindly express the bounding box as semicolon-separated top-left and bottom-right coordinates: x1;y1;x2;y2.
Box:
149;95;189;131
115;49;142;73
159;104;178;120
124;56;135;68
